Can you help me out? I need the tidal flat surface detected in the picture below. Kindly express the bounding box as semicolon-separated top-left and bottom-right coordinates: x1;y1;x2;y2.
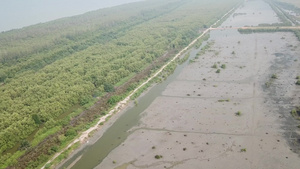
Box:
96;0;300;169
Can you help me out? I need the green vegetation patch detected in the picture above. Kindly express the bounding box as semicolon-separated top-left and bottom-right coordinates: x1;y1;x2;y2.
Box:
291;107;300;120
0;0;243;168
221;64;226;69
271;74;278;79
235;111;242;116
154;155;163;159
218;99;230;102
212;63;218;69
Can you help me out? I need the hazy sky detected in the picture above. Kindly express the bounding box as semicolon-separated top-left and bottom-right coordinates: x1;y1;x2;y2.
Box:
0;0;142;32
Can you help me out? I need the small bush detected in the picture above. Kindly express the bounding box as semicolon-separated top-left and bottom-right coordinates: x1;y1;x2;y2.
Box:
216;69;221;73
218;99;230;102
19;140;30;150
212;63;218;69
235;111;242;116
271;74;278;79
65;129;77;137
32;114;42;125
107;95;122;105
221;64;226;69
296;80;300;85
104;83;115;92
291;109;297;116
80;95;93;106
189;59;195;63
50;146;58;153
134;100;138;106
291;108;300;118
155;155;163;159
241;148;246;152
265;81;271;88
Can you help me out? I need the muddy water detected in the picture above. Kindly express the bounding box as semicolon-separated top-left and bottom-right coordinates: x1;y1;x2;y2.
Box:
58;44;206;169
